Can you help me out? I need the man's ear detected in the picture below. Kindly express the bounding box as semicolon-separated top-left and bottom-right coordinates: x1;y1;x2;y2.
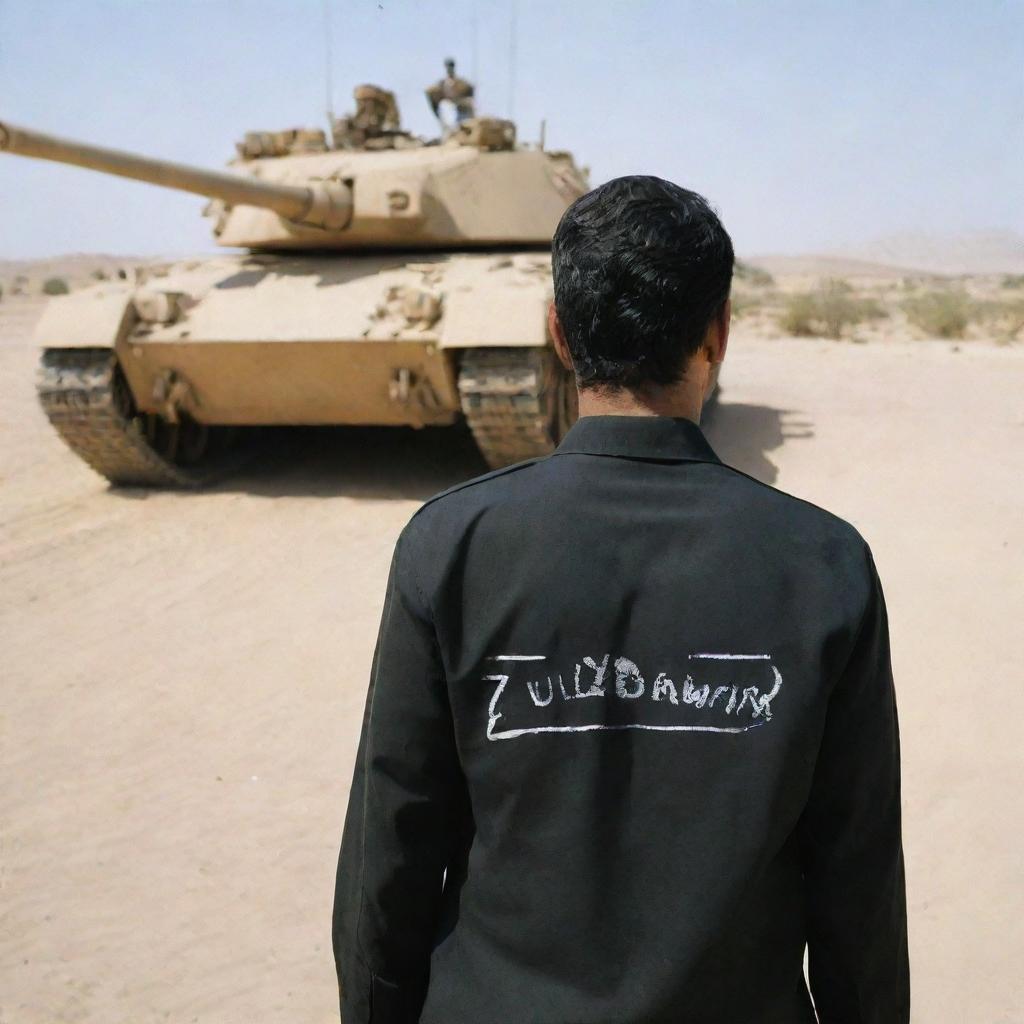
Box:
548;302;574;372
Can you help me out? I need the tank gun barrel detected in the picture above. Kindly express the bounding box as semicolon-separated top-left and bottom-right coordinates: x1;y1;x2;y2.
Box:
0;120;352;231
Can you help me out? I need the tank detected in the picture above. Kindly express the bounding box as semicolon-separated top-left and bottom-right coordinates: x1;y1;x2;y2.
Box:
0;91;588;486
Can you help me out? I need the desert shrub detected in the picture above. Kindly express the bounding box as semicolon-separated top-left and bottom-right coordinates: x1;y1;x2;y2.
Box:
90;268;109;281
970;297;1024;342
1001;274;1024;289
967;298;999;324
1002;302;1024;342
777;279;886;339
735;260;775;287
823;282;887;339
779;293;818;336
902;290;970;338
730;291;765;319
816;279;859;339
42;277;70;296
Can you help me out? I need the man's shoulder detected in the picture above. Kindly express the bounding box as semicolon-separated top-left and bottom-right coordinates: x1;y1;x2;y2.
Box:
718;461;866;542
394;456;549;572
411;455;549;524
400;451;872;575
711;463;875;594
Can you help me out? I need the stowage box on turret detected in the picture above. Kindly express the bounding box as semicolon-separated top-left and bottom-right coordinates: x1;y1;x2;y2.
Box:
0;81;588;485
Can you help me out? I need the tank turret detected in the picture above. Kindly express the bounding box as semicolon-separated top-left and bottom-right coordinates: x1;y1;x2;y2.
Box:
0;115;587;250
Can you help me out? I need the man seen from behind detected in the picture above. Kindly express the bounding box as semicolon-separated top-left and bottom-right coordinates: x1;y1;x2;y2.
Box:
333;175;910;1024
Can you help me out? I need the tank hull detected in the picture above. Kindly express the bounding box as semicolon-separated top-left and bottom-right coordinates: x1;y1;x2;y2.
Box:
32;251;575;482
117;338;460;426
33;250;553;427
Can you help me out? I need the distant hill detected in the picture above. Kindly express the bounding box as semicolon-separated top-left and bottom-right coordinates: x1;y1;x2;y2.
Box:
0;253;145;279
744;254;928;280
831;231;1024;276
748;232;1024;280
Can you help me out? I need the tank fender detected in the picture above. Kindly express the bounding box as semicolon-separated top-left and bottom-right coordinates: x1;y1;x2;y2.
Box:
439;286;549;349
32;286;136;350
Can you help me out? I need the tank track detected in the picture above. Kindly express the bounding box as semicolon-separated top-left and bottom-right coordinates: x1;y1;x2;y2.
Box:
36;348;212;488
458;348;576;469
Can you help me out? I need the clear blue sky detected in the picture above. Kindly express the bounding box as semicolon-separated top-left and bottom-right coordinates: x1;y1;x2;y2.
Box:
1;0;1020;258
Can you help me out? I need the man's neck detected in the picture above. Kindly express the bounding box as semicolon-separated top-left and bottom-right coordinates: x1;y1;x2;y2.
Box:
576;377;706;425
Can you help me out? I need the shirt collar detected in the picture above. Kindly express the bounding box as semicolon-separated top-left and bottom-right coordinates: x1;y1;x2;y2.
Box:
554;415;721;464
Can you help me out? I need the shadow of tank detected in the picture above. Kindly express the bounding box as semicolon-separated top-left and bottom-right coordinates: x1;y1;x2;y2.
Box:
702;397;815;486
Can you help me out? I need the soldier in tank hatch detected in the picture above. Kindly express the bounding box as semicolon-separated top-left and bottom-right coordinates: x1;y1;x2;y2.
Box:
425;57;475;126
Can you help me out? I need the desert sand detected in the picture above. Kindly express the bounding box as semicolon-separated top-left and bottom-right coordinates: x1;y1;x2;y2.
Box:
1;292;1022;1023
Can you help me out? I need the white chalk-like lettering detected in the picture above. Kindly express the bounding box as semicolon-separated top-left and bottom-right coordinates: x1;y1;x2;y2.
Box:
484;653;783;741
751;666;783;720
574;653;609;698
485;673;510;737
708;685;731;708
682;676;710;708
726;686;739;714
691;653;771;661
557;673;575;701
527;676;554;707
651;672;679;704
614;657;645;699
737;686;760;716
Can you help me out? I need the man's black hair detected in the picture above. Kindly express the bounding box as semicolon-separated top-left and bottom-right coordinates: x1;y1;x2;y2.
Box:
551;175;734;389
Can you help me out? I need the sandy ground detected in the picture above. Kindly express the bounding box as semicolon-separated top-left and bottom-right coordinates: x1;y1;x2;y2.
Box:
1;297;1022;1024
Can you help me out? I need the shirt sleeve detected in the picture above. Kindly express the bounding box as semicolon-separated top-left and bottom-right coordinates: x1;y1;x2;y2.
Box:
798;548;910;1023
332;529;466;1024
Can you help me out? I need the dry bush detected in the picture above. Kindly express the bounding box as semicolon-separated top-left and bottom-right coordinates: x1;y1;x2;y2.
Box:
817;279;859;340
778;279;886;339
42;277;70;296
779;292;818;336
970;297;1024;343
1001;274;1024;289
730;291;766;319
1002;302;1024;343
902;291;970;339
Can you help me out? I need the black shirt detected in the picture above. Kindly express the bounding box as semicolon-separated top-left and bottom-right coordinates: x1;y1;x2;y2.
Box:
333;415;909;1024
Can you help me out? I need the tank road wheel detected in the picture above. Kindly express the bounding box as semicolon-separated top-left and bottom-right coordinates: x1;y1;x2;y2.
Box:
458;348;578;469
36;348;222;488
